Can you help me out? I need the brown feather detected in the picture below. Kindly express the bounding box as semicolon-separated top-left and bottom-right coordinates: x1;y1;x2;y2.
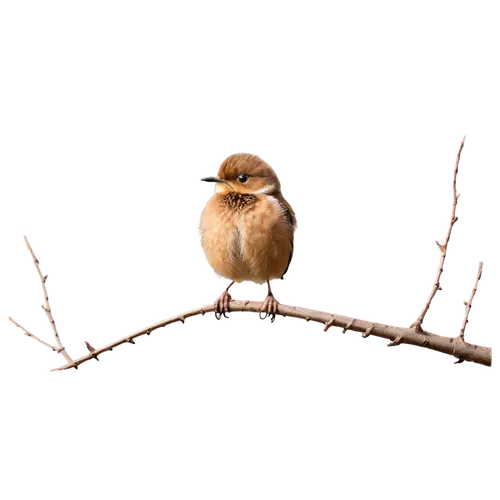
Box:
200;153;296;285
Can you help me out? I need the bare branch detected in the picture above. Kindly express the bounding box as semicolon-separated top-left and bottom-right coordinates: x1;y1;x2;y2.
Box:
459;261;484;338
6;314;57;352
13;237;73;363
411;136;466;332
50;300;492;372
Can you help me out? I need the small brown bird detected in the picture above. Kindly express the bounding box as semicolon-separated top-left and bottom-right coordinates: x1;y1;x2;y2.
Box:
200;153;296;321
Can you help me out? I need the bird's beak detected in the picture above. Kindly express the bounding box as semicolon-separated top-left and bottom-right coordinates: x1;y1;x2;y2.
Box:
201;176;225;183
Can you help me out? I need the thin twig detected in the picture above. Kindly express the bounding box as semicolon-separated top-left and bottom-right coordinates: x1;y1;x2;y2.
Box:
12;237;73;363
6;314;57;351
411;136;466;332
460;261;483;338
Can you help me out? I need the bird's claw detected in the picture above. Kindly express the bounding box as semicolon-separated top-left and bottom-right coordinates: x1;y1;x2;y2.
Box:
259;293;279;323
214;290;232;320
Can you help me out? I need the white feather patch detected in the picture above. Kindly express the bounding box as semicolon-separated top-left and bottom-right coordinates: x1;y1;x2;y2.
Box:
252;185;275;195
265;194;284;214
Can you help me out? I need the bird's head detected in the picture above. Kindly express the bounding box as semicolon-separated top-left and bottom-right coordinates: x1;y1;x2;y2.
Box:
201;153;280;195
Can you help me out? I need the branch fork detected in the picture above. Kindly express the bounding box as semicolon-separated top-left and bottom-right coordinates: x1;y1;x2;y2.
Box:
411;137;465;333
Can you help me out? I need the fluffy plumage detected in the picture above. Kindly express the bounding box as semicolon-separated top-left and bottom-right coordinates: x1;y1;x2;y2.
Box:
200;153;296;285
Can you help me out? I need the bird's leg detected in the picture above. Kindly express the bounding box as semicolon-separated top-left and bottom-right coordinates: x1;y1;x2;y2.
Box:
214;281;234;320
259;280;279;323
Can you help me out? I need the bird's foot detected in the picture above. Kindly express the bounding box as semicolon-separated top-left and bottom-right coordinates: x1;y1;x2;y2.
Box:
259;293;279;323
214;290;232;320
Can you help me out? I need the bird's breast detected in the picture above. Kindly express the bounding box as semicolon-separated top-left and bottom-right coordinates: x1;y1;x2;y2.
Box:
218;192;257;211
200;193;295;284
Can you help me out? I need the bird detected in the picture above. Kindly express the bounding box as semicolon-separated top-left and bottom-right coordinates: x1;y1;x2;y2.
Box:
200;153;296;321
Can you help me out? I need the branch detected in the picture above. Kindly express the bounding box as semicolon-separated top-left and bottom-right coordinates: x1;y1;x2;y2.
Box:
6;314;57;352
460;261;483;338
411;136;465;331
51;300;492;371
9;237;73;364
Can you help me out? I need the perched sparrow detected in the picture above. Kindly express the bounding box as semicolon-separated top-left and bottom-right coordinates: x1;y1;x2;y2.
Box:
200;153;296;321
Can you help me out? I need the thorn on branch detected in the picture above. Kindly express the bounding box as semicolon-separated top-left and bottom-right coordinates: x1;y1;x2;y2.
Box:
127;339;135;344
321;318;334;333
387;335;403;347
340;320;354;335
179;316;185;324
452;356;464;368
362;323;374;338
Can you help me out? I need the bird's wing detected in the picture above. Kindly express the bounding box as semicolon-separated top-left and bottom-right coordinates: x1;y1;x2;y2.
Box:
274;193;296;279
281;246;295;280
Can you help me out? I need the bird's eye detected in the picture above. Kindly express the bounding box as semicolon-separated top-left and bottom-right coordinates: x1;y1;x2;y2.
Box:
237;174;249;183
